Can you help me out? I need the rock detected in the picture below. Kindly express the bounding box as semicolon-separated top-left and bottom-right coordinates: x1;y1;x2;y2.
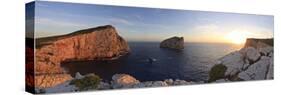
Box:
245;47;261;63
160;36;184;50
34;74;73;88
75;72;84;79
244;38;273;48
98;82;111;90
151;81;168;87
214;79;229;83
266;58;274;79
258;47;273;56
142;81;153;87
111;74;140;88
238;56;271;80
34;25;130;88
209;38;274;82
132;83;146;88
173;80;192;85
269;52;273;57
220;51;245;77
164;79;174;85
43;81;77;93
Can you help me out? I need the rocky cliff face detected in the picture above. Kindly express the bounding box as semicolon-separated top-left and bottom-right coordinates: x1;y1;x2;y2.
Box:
32;25;130;88
244;38;273;48
208;38;273;82
160;36;184;50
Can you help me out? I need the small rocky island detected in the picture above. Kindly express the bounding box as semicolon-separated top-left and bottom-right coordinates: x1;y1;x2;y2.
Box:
160;36;184;50
29;25;130;89
208;38;273;82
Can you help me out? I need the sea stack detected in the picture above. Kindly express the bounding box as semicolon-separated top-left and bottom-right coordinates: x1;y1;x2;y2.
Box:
32;25;130;88
160;36;184;50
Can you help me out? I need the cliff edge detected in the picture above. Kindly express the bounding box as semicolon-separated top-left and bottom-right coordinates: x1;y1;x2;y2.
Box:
29;25;130;88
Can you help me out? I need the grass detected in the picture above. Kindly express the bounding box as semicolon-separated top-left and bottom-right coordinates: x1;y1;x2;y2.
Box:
70;74;101;91
208;64;227;82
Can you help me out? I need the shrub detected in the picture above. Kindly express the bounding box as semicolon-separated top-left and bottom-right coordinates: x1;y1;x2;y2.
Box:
70;74;101;91
208;64;227;82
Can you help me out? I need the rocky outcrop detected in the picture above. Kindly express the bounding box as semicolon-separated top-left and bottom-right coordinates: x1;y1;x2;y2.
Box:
209;38;273;82
160;36;184;50
40;73;197;93
32;25;130;88
111;74;140;88
244;38;273;48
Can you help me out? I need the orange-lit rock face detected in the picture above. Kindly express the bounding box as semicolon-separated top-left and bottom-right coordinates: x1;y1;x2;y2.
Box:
33;25;130;88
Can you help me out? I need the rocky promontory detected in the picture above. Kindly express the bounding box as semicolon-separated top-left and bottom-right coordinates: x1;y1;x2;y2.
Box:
31;25;130;88
208;38;273;82
160;36;184;50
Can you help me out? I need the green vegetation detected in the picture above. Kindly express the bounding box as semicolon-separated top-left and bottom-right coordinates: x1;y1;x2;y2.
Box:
70;74;101;91
208;64;227;82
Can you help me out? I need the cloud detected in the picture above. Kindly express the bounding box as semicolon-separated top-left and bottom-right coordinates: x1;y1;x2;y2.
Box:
35;18;87;27
109;18;133;26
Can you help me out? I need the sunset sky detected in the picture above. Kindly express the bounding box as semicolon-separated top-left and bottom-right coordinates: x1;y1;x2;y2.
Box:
29;1;274;44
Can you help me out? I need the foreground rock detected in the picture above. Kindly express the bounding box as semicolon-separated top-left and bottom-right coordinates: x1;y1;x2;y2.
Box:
39;73;197;93
160;36;184;50
31;25;130;88
111;74;140;88
209;38;273;82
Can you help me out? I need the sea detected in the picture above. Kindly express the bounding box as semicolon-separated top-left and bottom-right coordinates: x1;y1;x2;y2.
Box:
62;42;242;82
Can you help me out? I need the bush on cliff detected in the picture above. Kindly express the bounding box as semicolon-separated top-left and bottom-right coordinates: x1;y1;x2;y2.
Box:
208;64;227;82
70;74;101;91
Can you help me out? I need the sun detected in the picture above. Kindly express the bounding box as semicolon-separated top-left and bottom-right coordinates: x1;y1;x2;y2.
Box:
226;30;247;44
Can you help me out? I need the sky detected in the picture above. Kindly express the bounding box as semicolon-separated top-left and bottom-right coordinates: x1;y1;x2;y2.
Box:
27;1;274;44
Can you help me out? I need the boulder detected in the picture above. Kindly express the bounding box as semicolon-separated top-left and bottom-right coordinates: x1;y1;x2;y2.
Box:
75;72;84;79
245;47;261;63
98;82;111;90
238;56;271;80
151;81;168;87
111;74;140;88
164;79;174;85
160;36;184;50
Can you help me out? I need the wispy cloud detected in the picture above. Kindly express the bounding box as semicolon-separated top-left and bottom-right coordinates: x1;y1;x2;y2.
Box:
109;18;133;26
36;18;87;27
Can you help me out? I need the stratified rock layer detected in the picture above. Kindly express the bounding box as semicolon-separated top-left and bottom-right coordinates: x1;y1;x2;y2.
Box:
160;36;184;50
32;25;130;88
209;38;273;82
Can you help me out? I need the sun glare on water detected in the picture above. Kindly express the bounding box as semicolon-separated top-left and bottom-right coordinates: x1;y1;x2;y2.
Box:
226;30;247;45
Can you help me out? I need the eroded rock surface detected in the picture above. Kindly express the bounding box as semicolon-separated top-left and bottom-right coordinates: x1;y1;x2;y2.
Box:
40;73;197;93
32;25;130;88
111;74;140;88
209;38;273;82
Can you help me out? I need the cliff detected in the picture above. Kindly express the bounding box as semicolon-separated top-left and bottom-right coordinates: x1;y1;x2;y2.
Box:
31;25;130;88
208;38;273;82
160;36;184;50
244;38;273;48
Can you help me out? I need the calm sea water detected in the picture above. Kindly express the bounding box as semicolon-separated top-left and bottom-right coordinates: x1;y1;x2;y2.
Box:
62;42;242;82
